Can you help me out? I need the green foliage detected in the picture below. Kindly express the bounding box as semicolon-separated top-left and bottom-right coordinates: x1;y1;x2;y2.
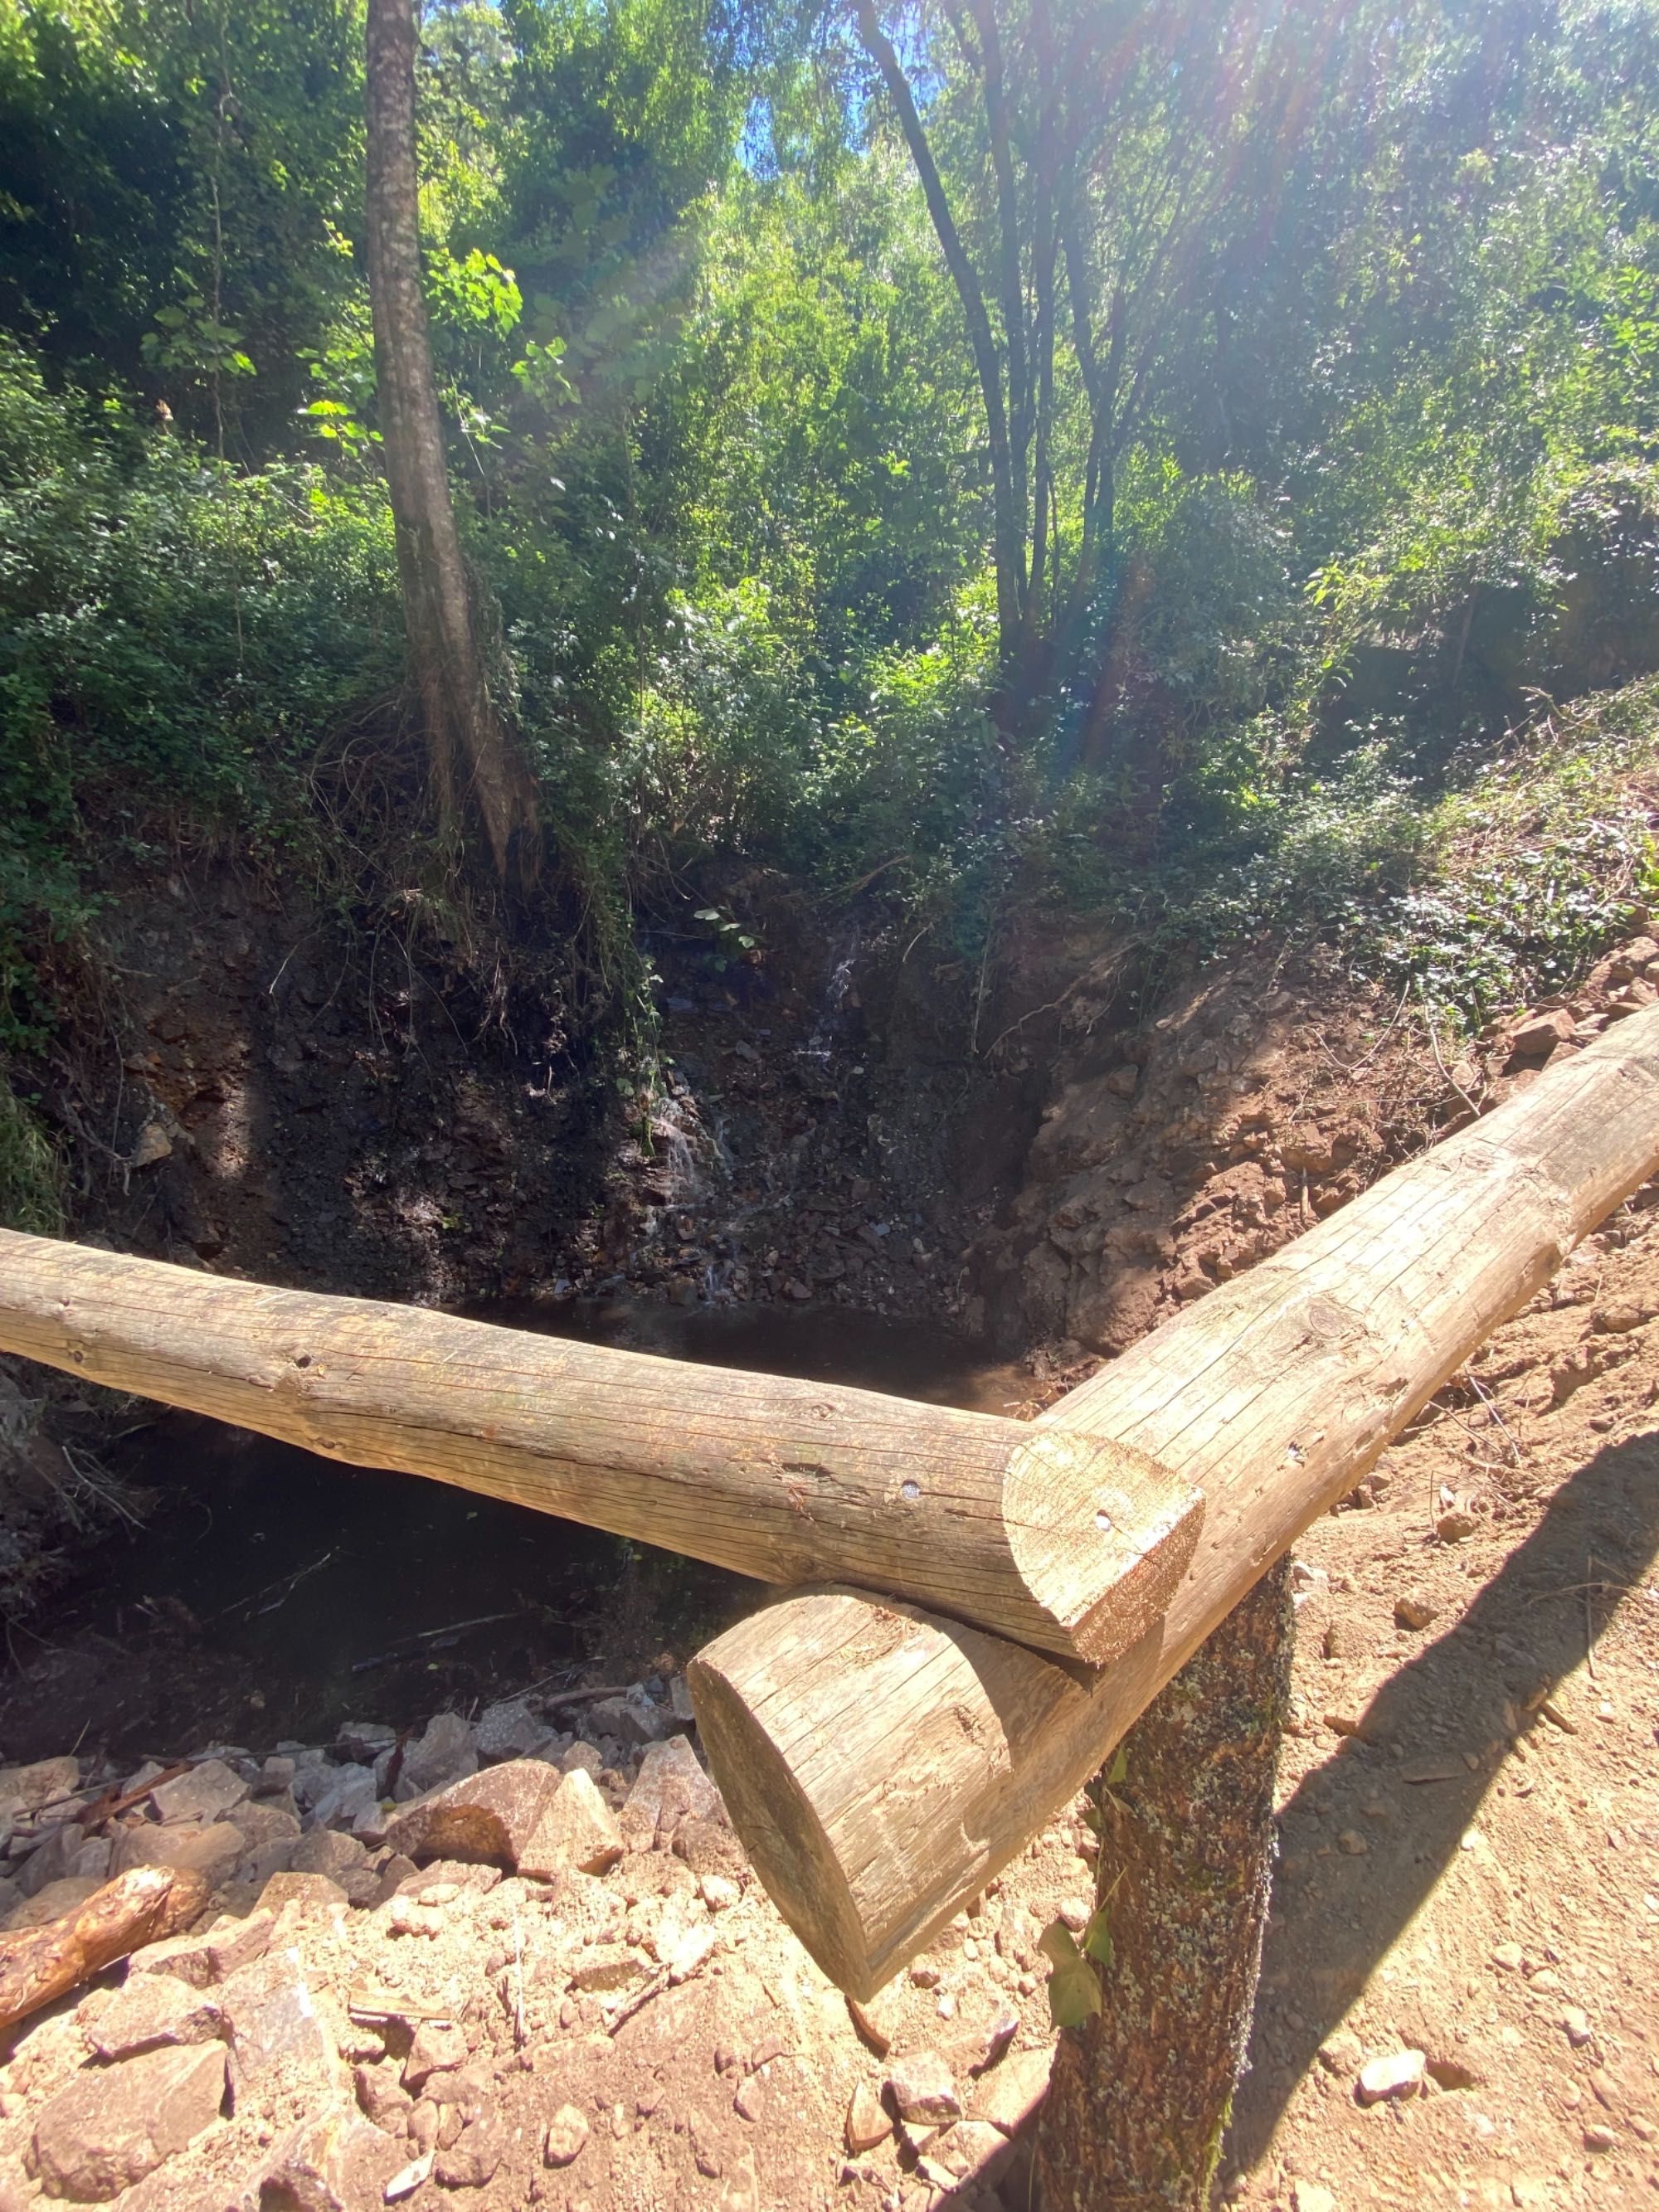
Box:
0;1072;60;1232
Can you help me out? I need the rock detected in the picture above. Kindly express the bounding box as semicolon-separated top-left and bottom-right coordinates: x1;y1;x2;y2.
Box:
259;1869;350;1914
669;1675;696;1723
31;2040;226;2199
1394;1594;1438;1631
252;2107;405;2211
260;1755;298;1796
543;2104;590;2167
570;1943;644;1993
291;1827;369;1882
403;2020;469;2091
129;1907;275;1987
1511;1009;1575;1059
1491;1942;1525;1971
148;1759;248;1825
973;2044;1052;2135
309;1764;379;1831
336;1721;397;1766
1292;2186;1336;2212
476;1699;555;1762
1435;1500;1480;1543
0;1756;80;1815
1337;1830;1368;1856
1593;1300;1645;1333
68;1836;112;1884
699;1874;740;1913
129;1120;173;1168
935;2119;1013;2183
560;1740;603;1779
845;2081;893;2154
3;1875;103;1929
384;1757;560;1871
214;1947;343;2091
674;1816;746;1883
79;1972;221;2059
354;2060;413;2132
385;2150;435;2201
1563;2006;1593;2046
888;2051;962;2126
435;2112;506;2188
1584;2124;1616;2154
1316;2030;1363;2077
399;1713;478;1798
1355;2049;1425;2103
423;2059;489;2113
114;1819;246;1889
587;1691;672;1748
518;1768;625;1879
17;1821;91;1898
621;1736;722;1848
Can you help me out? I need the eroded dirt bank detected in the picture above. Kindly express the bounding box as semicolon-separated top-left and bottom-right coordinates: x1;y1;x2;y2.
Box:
0;902;1657;2211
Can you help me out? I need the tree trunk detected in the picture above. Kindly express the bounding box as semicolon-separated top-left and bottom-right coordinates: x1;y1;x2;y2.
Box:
1034;1560;1294;2210
362;0;538;886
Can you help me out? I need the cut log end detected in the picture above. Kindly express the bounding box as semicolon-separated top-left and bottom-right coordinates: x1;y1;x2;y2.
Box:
685;1636;873;1996
1003;1430;1204;1665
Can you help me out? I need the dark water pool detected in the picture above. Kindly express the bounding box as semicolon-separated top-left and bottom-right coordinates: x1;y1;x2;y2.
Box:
0;1302;1026;1762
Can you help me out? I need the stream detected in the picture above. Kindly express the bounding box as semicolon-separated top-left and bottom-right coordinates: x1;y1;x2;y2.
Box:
2;1300;1028;1762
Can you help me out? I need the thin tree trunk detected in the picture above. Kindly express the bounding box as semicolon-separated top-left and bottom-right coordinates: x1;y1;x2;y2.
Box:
1034;1560;1294;2211
362;0;538;886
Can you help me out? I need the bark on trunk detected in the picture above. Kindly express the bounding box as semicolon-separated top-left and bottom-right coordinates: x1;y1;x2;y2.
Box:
1034;1559;1293;2210
362;0;538;885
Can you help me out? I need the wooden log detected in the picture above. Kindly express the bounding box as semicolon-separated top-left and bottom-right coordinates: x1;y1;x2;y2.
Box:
0;1230;1199;1665
688;1007;1659;1995
0;1865;208;2035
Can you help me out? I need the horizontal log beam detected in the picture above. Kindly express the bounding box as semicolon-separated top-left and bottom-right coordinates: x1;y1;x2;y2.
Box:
688;1005;1659;1995
0;1232;1199;1664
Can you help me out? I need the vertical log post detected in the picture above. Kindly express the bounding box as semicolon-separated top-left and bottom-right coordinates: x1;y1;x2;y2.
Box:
1034;1561;1294;2210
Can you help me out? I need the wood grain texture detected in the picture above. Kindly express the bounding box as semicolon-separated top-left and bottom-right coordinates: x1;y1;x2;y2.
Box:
0;1866;208;2033
689;1006;1659;1994
0;1231;1198;1663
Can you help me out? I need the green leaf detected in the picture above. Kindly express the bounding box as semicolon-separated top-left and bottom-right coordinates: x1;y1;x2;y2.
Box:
1082;1904;1114;1966
1107;1746;1128;1787
1039;1922;1102;2028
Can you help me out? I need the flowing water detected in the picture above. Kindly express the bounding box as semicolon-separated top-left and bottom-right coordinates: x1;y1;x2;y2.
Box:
4;1301;1028;1762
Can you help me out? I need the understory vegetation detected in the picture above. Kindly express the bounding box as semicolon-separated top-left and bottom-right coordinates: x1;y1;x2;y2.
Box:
2;0;1658;1176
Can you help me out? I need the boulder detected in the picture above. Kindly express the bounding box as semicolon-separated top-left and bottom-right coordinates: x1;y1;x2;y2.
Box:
972;2045;1053;2136
212;1946;343;2100
290;1828;368;1882
0;1757;80;1816
383;1758;561;1871
518;1768;624;1879
31;2040;226;2200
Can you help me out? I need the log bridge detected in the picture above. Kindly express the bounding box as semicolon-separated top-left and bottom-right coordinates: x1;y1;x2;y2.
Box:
2;1006;1657;1998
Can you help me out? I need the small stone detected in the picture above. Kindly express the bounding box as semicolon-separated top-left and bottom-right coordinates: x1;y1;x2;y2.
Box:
560;1740;603;1779
1563;2006;1593;2046
1435;1500;1479;1543
909;1962;941;1989
587;1692;672;1749
845;2081;892;2154
113;1818;246;1889
435;2113;506;2190
260;1869;350;1914
309;1764;380;1831
1593;1300;1645;1334
384;2150;435;2201
292;1826;370;1881
78;1973;220;2059
129;1906;274;1987
732;2071;767;2122
699;1874;740;1912
1511;1008;1575;1058
1394;1594;1438;1631
355;2061;413;2132
888;2050;961;2126
1491;1942;1525;1971
973;2044;1052;2136
674;1815;746;1883
1337;1830;1368;1856
519;1767;625;1879
570;1942;643;1992
31;2041;226;2199
0;1756;80;1815
213;1947;343;2090
1292;2186;1337;2212
398;1712;478;1798
544;2104;590;2166
129;1120;173;1167
476;1698;556;1762
3;1876;102;1930
621;1736;722;1849
336;1720;397;1766
1583;2124;1616;2153
148;1759;248;1826
403;2020;469;2091
1528;1966;1560;1992
1355;2049;1426;2103
1316;2030;1363;2077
